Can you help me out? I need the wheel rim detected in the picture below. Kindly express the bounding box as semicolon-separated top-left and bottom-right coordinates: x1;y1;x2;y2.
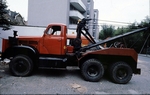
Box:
116;68;127;79
14;59;28;73
87;65;99;77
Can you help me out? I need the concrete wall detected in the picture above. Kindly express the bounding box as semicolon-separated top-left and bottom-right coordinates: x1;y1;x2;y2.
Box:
28;0;70;26
93;9;99;39
88;0;94;36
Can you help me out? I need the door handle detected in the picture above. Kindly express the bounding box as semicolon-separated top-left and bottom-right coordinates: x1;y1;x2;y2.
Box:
58;38;61;41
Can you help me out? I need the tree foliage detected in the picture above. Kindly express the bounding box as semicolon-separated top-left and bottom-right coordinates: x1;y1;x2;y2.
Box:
0;0;10;29
99;16;150;54
99;25;115;40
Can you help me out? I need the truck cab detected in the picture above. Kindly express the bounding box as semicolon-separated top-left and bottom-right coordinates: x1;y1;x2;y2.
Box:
17;24;68;55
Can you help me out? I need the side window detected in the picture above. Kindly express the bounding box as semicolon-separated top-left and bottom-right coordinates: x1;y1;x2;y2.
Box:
67;39;70;45
53;30;61;35
47;28;53;34
67;38;73;46
47;26;61;36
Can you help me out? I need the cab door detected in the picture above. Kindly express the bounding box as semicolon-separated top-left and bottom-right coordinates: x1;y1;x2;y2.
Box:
43;26;62;55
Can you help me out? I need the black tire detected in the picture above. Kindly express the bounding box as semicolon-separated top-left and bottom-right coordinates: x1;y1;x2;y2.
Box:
81;59;104;82
9;55;33;77
109;61;133;84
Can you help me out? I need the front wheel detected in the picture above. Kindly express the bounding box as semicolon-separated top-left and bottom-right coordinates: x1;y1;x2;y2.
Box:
109;61;133;84
9;55;33;77
81;59;104;82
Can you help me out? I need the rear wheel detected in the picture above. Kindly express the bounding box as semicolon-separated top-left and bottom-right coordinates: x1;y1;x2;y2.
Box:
81;59;104;82
109;61;133;84
9;55;33;77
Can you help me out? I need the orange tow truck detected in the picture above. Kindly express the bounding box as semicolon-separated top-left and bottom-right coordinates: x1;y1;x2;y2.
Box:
1;18;146;84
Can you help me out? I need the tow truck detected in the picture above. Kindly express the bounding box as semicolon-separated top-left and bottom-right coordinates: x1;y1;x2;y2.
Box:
1;18;149;84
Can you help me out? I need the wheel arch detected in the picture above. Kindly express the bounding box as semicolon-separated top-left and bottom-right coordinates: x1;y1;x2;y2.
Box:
79;54;137;73
79;54;100;68
2;45;39;64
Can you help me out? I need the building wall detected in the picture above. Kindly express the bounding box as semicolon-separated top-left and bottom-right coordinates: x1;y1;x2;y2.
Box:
90;0;94;36
28;0;70;26
28;0;99;39
86;0;94;36
93;9;99;39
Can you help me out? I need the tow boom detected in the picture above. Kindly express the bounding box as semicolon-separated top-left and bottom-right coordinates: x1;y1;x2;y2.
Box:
75;18;150;53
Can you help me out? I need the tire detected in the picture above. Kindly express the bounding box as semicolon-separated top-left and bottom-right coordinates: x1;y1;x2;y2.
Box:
109;61;133;84
9;55;33;77
81;59;104;82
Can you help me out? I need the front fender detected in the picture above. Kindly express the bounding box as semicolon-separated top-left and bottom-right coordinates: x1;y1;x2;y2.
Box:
2;45;39;60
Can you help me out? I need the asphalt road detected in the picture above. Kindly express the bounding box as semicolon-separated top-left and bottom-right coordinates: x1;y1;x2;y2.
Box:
0;54;150;94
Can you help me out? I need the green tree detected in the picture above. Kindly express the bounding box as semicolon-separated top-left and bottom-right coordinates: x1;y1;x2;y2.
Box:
0;0;10;29
99;25;115;40
114;27;125;36
99;17;150;53
113;17;150;53
137;16;150;28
